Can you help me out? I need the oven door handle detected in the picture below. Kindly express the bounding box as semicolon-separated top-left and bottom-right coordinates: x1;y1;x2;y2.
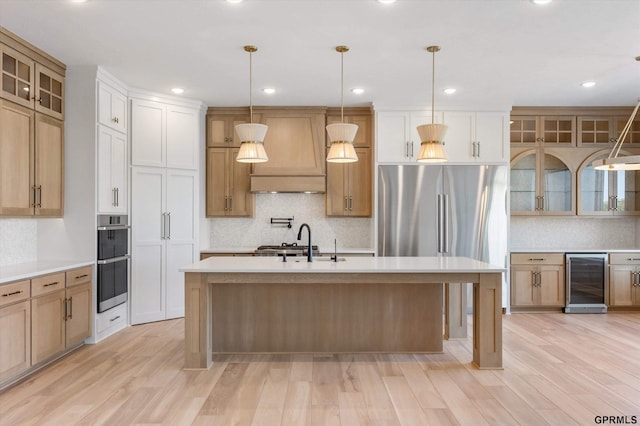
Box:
97;225;131;231
97;255;130;265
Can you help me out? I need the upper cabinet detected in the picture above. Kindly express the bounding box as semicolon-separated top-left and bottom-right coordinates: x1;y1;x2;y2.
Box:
0;28;65;217
510;115;575;146
577;108;640;147
206;108;256;148
130;97;200;170
442;111;508;163
376;110;441;163
98;81;127;133
578;150;640;216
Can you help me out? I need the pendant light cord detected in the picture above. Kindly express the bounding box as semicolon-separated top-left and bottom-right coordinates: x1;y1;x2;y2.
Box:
341;49;344;123
249;49;253;124
431;48;435;124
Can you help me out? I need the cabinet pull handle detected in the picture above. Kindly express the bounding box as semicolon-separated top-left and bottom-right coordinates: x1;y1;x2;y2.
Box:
344;196;348;211
477;141;480;157
167;212;171;240
405;141;409;158
528;258;545;261
112;116;119;124
110;315;121;322
64;297;68;320
349;195;353;211
32;96;42;104
75;274;88;280
410;141;414;157
627;258;640;261
43;281;59;287
2;290;23;297
112;188;116;206
229;197;232;211
36;185;42;207
31;185;37;207
68;296;73;320
160;213;165;239
115;187;119;207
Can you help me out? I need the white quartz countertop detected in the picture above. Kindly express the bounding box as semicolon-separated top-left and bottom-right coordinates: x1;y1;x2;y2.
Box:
180;256;505;274
200;247;376;255
0;260;95;285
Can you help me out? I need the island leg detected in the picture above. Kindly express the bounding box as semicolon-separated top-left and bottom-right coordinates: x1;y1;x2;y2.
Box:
472;272;503;369
184;272;212;369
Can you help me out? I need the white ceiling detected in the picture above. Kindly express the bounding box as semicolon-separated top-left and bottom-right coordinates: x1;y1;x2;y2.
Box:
1;0;639;110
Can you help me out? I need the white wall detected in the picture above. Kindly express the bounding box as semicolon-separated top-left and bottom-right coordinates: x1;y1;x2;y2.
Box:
205;193;374;251
510;216;639;250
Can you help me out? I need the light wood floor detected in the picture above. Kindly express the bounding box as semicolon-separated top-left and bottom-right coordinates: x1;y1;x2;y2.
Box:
1;312;639;425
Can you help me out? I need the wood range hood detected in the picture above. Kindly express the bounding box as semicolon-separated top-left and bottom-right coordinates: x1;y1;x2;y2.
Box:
250;107;326;193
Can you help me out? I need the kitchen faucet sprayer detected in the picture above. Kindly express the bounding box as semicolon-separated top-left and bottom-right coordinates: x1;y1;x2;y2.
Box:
297;223;313;262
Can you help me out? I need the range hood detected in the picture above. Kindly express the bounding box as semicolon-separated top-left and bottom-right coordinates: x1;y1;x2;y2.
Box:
250;107;326;193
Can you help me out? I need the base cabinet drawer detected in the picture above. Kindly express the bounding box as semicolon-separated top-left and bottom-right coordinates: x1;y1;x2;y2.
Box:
511;252;565;309
96;303;127;336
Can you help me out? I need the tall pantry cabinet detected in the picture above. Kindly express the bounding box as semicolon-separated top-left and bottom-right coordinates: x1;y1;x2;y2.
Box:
129;92;203;325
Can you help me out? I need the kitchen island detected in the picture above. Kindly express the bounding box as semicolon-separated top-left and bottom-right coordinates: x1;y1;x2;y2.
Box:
180;256;504;369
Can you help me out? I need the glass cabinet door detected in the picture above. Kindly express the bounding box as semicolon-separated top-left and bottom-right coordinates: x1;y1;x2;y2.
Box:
1;46;34;109
510;152;537;213
542;154;572;213
579;163;611;214
615;169;640;214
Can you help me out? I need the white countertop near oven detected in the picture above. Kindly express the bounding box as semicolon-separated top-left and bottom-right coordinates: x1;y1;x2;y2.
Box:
0;260;95;285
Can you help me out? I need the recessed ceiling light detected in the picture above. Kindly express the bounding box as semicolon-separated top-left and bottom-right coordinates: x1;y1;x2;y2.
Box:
531;0;552;4
226;0;243;3
70;0;88;3
351;88;365;95
171;87;184;94
443;88;456;95
378;0;397;3
581;81;596;88
262;88;276;94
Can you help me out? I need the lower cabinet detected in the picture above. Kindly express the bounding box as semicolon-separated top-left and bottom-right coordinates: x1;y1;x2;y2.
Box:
0;266;92;388
609;254;640;307
510;253;565;309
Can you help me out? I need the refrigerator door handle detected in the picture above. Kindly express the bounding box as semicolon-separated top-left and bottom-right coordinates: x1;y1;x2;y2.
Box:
437;194;443;253
443;194;450;254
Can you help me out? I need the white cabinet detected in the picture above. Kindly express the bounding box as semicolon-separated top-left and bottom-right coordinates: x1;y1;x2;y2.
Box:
130;167;197;324
130;98;199;170
97;126;127;214
97;81;127;133
443;111;508;163
376;111;437;163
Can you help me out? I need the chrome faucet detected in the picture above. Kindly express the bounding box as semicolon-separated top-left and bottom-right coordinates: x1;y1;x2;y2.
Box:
297;223;312;262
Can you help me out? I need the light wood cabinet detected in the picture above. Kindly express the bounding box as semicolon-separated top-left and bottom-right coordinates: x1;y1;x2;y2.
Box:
510;114;575;146
609;254;640;307
34;112;64;216
34;63;64;120
326;148;371;217
577;109;640;146
0;45;34;110
206;147;253;217
0;280;30;383
98;80;127;132
511;253;565;309
206;108;255;148
326;109;371;148
31;268;92;365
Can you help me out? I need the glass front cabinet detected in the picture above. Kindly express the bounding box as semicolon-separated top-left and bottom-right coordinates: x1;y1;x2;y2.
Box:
578;150;640;216
511;149;575;215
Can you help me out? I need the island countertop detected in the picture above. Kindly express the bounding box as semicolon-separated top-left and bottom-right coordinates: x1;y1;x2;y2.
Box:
180;255;505;274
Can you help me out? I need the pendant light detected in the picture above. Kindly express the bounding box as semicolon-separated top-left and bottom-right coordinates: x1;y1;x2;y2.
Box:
236;45;268;163
326;46;359;163
591;57;640;170
416;45;448;163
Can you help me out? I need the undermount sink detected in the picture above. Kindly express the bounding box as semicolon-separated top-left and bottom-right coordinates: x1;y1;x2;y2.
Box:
276;256;346;263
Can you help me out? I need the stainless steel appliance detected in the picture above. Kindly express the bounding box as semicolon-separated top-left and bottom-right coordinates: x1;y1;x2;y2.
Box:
255;243;320;257
564;253;608;313
378;164;508;271
97;215;129;313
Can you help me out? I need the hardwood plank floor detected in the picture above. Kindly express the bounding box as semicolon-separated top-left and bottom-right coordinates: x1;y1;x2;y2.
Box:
1;313;639;425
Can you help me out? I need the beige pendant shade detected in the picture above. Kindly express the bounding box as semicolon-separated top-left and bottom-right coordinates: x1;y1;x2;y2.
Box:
416;123;448;163
235;45;268;163
327;45;359;163
236;123;269;163
416;45;448;163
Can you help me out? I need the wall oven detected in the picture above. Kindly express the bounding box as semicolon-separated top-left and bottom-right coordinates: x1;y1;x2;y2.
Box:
97;215;129;313
564;253;608;313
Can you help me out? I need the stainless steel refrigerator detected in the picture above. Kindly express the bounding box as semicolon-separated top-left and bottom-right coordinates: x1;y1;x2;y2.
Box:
378;164;508;305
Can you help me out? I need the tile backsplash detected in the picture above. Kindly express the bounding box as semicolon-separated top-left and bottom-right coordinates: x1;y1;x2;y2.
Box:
206;193;374;251
0;219;37;266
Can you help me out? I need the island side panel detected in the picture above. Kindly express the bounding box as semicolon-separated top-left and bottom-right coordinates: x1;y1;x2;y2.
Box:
472;272;503;369
444;282;468;340
210;280;444;353
184;272;212;369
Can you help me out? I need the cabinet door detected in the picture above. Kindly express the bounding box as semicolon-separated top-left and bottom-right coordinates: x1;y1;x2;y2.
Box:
609;265;634;306
325;161;347;216
539;266;564;306
31;290;65;364
577;117;615;146
166;105;198;170
442;111;475;162
347;148;372;217
541;153;573;215
229;148;253;217
578;161;613;215
65;282;92;346
34;113;63;217
511;266;536;306
612;169;640;216
165;170;197;319
97;126;127;214
0;99;34;216
510;152;537;214
541;116;575;146
206;148;228;217
376;112;411;163
0;45;35;109
510;116;537;145
34;64;64;120
131;167;166;324
98;81;127;132
207;114;249;147
131;99;165;167
326;114;371;148
0;300;31;382
475;112;507;163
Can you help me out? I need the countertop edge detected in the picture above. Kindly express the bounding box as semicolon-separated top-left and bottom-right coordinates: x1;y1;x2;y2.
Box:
0;260;95;285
